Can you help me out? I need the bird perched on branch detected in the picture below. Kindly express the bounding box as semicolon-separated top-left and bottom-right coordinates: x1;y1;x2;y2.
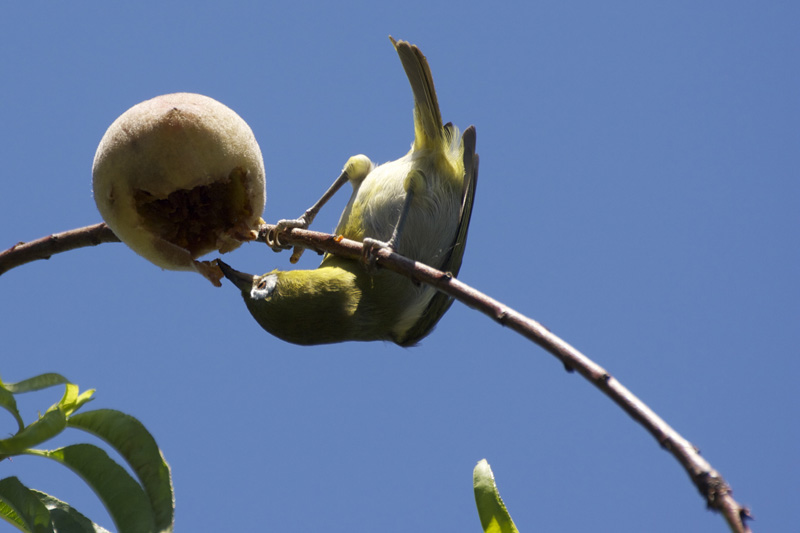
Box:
219;37;478;346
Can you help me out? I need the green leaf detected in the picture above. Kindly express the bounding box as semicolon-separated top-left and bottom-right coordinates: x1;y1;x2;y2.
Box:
33;491;112;533
70;390;95;415
0;502;27;532
59;384;79;414
28;444;156;533
68;410;173;532
0;500;27;532
57;384;94;418
473;459;520;533
0;374;89;438
3;374;70;394
0;410;67;456
0;385;25;433
0;476;54;533
0;381;96;457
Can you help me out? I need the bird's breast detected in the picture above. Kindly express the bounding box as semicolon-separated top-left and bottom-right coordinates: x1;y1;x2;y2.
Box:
335;153;461;268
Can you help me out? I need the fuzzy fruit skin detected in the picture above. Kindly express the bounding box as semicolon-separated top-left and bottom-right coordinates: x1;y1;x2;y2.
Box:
92;93;266;282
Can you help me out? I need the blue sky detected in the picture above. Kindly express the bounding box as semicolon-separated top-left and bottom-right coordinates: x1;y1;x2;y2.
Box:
1;2;798;531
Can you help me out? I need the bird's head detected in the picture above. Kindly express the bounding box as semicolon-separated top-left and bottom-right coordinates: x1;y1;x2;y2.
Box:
217;259;364;345
218;259;276;300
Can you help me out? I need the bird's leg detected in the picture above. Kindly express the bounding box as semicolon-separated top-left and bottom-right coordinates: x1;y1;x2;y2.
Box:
269;155;373;263
363;169;425;268
270;171;348;259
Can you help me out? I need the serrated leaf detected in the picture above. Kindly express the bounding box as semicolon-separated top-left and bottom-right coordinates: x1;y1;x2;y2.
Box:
473;459;520;533
0;410;67;456
3;375;71;394
33;490;111;533
0;476;54;533
29;444;156;533
68;410;173;532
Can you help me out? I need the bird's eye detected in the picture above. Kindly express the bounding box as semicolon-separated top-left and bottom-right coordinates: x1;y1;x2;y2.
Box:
250;273;278;301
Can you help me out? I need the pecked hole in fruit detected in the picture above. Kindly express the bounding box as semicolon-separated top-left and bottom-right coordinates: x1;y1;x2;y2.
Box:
133;167;254;258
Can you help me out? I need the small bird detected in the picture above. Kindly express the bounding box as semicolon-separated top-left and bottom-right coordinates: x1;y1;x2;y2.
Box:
219;37;478;346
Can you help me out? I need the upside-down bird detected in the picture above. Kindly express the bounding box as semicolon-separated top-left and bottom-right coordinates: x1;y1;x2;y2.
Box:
219;37;478;346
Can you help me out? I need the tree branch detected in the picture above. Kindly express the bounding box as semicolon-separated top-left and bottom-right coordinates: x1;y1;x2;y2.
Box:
258;223;753;533
0;222;752;531
0;223;119;275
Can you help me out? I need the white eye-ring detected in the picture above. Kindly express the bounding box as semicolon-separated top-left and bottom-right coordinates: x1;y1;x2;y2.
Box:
251;274;278;300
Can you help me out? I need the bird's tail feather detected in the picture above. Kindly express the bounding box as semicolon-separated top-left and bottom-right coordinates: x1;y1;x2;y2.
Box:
390;37;444;152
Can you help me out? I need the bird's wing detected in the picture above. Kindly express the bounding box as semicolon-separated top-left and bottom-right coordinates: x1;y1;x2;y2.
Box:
398;125;479;346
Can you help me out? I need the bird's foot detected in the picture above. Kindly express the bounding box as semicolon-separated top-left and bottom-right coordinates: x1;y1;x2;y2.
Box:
267;216;311;263
362;237;395;272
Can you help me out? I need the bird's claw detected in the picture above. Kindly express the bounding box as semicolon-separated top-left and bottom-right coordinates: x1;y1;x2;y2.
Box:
267;217;310;259
362;237;393;272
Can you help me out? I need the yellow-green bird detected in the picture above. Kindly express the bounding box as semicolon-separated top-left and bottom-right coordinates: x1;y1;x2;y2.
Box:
219;37;478;346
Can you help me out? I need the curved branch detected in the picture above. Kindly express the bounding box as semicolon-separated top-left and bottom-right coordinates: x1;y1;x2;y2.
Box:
256;223;752;533
0;223;120;275
0;222;752;531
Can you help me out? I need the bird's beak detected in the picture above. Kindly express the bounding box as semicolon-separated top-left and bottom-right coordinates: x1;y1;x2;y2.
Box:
217;259;255;291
